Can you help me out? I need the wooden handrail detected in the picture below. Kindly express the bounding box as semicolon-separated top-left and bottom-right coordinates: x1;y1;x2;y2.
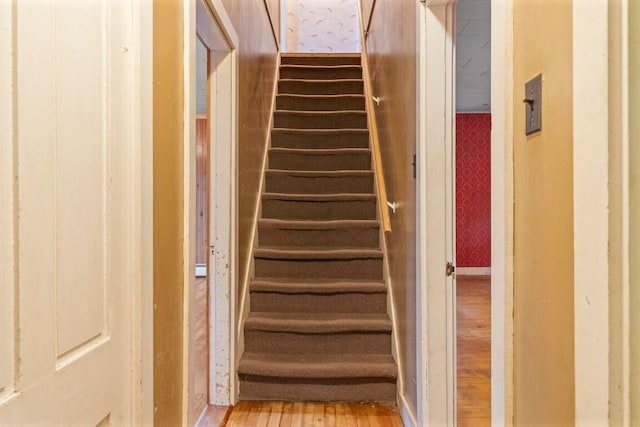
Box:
358;1;391;233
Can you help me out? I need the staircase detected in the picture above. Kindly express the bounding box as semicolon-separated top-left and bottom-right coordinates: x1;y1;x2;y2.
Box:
238;54;397;403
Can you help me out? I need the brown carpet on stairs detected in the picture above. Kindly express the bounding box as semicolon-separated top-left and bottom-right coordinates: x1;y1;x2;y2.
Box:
238;53;398;403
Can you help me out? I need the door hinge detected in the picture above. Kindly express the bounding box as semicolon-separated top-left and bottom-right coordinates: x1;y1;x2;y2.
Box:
446;262;455;277
412;154;417;179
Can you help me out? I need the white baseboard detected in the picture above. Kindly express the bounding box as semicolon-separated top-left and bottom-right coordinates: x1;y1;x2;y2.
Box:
399;392;418;427
195;263;207;277
457;267;491;276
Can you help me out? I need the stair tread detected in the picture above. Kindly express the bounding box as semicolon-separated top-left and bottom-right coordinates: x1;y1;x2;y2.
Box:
280;65;362;70
263;192;376;201
281;53;361;57
239;353;397;379
245;312;392;333
259;218;378;229
270;147;370;154
279;78;363;83
250;278;386;293
266;169;372;175
277;94;365;99
272;128;368;133
254;247;383;259
275;110;367;115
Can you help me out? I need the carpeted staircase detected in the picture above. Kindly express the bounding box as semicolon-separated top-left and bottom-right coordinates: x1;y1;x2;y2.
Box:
238;54;398;403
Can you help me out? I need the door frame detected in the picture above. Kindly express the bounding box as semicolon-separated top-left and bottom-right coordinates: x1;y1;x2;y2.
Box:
184;0;239;424
416;1;457;425
133;1;155;425
416;0;514;425
572;1;632;424
0;0;16;407
490;0;514;424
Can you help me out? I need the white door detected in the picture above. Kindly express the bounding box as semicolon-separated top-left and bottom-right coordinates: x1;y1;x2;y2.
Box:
0;1;141;425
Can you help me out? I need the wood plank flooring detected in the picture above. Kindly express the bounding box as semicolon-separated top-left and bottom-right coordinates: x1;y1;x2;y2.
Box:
197;405;231;427
456;275;491;426
224;401;403;427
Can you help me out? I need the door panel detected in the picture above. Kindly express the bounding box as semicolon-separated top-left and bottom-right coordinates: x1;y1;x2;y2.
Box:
0;1;136;424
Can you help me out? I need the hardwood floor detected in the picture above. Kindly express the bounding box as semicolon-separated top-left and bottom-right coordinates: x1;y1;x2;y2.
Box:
456;275;491;426
224;401;403;427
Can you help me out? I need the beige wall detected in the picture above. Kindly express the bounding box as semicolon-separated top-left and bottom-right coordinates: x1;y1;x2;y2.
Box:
219;0;279;311
512;0;575;424
630;0;640;422
364;0;419;412
153;0;185;425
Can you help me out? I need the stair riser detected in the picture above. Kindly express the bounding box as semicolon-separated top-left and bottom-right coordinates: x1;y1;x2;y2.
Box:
280;56;361;66
271;131;369;149
279;68;363;80
265;174;373;194
276;96;365;111
259;227;379;247
254;258;383;280
262;199;377;221
279;80;364;96
244;331;391;354
269;152;371;171
250;292;388;314
274;112;367;130
239;377;396;403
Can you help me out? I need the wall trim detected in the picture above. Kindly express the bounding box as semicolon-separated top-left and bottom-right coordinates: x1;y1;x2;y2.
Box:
183;0;197;423
572;1;612;425
363;0;378;36
262;0;280;51
399;392;419;427
207;44;239;406
490;0;514;423
205;0;239;47
0;0;16;406
133;0;154;423
573;0;631;424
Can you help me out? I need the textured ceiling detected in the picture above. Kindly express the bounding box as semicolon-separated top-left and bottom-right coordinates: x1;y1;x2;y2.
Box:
196;38;208;115
456;0;491;112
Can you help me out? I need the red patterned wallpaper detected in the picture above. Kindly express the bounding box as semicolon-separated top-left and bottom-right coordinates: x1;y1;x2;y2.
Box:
456;113;491;267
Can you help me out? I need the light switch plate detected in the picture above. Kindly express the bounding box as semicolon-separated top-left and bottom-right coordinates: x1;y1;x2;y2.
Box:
525;74;542;135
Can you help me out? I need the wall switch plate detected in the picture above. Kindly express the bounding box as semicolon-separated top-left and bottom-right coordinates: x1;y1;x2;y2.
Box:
524;74;542;135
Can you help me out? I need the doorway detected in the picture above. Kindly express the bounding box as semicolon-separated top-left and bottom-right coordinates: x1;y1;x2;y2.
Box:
454;0;492;425
417;0;510;425
186;1;239;424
